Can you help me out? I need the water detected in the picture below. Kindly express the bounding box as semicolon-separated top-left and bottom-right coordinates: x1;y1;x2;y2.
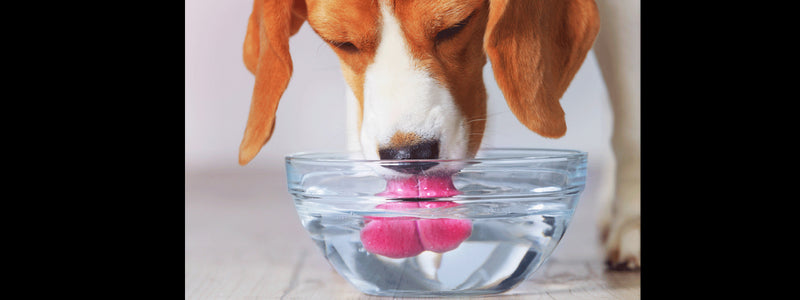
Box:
295;198;576;297
285;149;587;296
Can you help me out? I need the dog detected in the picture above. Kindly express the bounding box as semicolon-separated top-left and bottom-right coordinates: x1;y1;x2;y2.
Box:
237;0;640;270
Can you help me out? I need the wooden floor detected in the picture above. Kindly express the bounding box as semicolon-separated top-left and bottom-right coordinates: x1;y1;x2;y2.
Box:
185;166;640;299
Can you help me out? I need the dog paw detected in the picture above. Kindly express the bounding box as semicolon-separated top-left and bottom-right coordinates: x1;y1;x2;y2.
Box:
603;216;640;270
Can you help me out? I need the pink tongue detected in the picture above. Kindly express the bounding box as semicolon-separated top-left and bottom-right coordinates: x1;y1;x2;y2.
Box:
361;176;471;258
377;175;460;198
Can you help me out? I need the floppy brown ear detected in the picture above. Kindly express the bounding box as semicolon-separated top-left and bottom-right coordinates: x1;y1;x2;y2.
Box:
239;0;307;165
484;0;599;138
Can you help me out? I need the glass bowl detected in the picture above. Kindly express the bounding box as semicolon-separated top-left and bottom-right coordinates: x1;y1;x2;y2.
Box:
285;148;587;297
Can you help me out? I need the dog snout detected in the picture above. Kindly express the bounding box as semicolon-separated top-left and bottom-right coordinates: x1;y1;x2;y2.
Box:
378;139;439;174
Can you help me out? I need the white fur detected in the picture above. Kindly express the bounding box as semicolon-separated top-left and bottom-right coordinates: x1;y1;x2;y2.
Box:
359;2;468;162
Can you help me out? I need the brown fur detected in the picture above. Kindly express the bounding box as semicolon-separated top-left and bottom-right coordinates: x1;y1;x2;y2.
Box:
238;0;599;165
484;0;599;138
388;132;423;148
239;0;308;165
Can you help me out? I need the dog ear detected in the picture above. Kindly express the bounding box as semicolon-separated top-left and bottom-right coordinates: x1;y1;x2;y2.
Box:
239;0;307;165
484;0;599;138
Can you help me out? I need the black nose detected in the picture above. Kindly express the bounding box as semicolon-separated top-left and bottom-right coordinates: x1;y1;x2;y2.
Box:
378;139;439;174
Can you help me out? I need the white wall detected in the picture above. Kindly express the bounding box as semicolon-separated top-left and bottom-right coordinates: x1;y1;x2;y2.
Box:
185;0;614;176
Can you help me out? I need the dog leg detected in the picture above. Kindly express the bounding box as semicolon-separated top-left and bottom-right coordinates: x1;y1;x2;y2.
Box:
593;0;640;270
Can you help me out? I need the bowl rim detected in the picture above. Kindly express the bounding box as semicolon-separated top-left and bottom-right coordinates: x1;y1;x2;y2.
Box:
285;147;587;164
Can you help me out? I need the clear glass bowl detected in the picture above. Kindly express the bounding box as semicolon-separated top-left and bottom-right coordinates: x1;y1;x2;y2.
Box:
285;148;587;297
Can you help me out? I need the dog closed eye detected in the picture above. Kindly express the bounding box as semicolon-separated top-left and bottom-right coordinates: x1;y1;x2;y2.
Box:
435;14;472;44
328;40;359;53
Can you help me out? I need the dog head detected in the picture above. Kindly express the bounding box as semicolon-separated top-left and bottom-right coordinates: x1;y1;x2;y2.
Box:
238;0;599;166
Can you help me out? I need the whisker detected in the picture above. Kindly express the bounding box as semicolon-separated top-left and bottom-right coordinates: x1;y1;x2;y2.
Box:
465;118;488;124
464;111;505;125
315;41;327;55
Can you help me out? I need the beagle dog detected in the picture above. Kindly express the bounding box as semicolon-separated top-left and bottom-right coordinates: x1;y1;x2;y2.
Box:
238;0;640;270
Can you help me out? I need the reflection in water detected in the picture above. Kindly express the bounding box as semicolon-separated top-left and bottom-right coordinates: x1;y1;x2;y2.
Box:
360;201;473;258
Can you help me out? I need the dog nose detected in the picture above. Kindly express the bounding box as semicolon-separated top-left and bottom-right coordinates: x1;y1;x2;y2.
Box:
378;139;440;174
379;139;439;160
